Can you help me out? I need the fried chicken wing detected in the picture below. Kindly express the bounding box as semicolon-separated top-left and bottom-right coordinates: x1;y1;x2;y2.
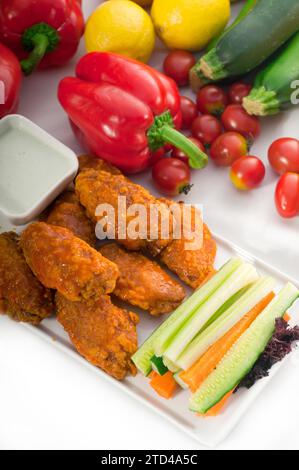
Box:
78;154;122;175
20;222;119;301
56;293;138;380
159;201;217;289
75;169;175;256
99;243;185;316
0;232;53;324
46;191;96;247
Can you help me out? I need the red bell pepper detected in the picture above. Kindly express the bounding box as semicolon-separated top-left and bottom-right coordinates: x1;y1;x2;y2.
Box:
0;0;84;76
58;53;208;174
0;42;22;118
76;52;183;130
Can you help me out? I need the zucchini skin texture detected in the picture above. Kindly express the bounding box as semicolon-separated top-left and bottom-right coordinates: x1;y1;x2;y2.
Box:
206;0;259;52
200;0;299;81
243;31;299;115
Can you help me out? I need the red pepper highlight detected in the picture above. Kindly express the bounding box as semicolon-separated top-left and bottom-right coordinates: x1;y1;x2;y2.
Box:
58;53;208;174
0;0;84;75
0;42;22;118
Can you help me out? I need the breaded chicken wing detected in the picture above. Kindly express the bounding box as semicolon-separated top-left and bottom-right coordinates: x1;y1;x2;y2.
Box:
46;191;96;247
159;201;217;289
20;223;119;301
99;243;185;316
78;154;122;175
75;169;175;256
0;232;53;324
56;293;138;380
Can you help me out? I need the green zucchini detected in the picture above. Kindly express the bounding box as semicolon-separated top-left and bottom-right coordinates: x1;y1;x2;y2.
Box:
206;0;259;53
243;31;299;115
189;283;299;414
190;0;299;91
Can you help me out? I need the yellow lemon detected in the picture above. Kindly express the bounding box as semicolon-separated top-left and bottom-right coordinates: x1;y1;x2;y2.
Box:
151;0;230;51
85;0;155;63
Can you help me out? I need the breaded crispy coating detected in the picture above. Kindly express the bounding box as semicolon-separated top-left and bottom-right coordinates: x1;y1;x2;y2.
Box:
99;243;185;316
0;232;53;324
159;201;217;289
46;191;96;247
20;222;119;301
75;169;175;256
56;293;139;380
78;154;122;175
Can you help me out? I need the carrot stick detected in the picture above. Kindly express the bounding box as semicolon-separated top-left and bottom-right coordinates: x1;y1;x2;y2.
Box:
180;292;275;392
150;371;178;399
284;312;291;322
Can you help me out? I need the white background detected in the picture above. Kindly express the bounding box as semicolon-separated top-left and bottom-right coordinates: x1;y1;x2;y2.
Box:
1;0;299;450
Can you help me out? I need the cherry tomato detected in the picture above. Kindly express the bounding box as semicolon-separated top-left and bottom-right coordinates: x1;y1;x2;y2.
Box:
230;156;265;190
191;114;222;147
152;158;191;196
268;137;299;175
149;147;166;166
228;82;252;104
172;137;205;165
221;104;260;142
196;85;228;116
180;96;198;129
275;172;299;218
163;51;196;87
210;132;248;167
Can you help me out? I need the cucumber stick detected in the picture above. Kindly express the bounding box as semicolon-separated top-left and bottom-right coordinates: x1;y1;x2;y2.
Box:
177;276;275;370
163;263;258;364
191;0;299;88
150;356;168;375
243;31;299;115
132;257;242;375
189;282;299;414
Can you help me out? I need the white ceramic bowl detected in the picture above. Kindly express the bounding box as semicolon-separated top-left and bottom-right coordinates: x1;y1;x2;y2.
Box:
0;114;78;225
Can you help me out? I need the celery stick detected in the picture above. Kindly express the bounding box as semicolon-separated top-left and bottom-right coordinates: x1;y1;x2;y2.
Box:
203;285;250;330
162;356;180;373
189;282;299;414
153;258;243;357
177;276;275;370
163;263;259;364
132;257;243;376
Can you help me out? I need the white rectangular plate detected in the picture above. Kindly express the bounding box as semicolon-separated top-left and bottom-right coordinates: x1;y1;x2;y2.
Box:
20;233;299;447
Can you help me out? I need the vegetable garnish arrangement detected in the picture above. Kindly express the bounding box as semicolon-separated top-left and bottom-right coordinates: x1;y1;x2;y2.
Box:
1;0;299;447
133;257;299;416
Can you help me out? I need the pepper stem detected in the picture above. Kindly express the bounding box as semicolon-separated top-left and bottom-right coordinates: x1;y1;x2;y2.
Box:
21;34;49;76
21;23;60;75
147;112;208;169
